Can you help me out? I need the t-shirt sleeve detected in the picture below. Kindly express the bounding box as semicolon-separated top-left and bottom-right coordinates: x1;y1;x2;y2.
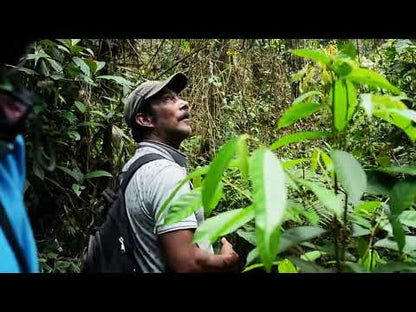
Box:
147;162;198;235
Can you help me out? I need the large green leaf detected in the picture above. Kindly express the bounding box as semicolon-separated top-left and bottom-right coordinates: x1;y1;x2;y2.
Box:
346;67;401;95
378;166;416;176
389;181;416;216
331;150;367;205
164;188;202;226
156;166;209;223
270;131;331;151
389;216;406;252
399;211;416;228
250;147;287;272
202;137;240;214
299;180;343;219
74;101;86;113
84;170;112;179
277;102;322;130
292;49;331;66
373;109;416;142
277;226;326;254
287;256;332;273
375;236;416;255
73;57;90;77
194;206;255;244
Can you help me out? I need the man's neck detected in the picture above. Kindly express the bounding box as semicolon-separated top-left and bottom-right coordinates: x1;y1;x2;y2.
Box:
146;133;181;150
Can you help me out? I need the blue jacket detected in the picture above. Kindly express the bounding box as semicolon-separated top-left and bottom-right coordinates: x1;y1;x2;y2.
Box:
0;135;39;273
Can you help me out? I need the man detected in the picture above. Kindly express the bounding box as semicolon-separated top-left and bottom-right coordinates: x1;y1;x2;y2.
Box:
123;72;240;273
0;48;39;272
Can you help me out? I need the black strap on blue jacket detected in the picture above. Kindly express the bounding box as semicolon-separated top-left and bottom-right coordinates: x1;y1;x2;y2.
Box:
0;200;29;273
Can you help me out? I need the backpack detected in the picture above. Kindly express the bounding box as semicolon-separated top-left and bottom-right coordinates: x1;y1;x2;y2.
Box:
81;153;166;273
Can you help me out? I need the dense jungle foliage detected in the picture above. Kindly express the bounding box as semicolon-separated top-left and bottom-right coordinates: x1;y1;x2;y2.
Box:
8;39;416;273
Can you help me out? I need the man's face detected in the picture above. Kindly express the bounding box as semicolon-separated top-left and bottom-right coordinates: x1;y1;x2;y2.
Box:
150;88;191;145
0;93;31;141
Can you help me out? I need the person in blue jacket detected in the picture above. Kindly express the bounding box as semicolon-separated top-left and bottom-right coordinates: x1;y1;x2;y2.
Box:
0;44;39;273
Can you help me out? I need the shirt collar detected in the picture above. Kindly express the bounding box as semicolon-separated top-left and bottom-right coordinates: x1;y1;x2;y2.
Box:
139;139;187;167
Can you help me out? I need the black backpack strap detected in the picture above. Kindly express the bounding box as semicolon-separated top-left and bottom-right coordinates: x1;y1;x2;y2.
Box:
120;153;167;192
0;200;29;273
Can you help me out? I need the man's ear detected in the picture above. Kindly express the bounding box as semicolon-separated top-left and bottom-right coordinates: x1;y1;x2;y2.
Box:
135;113;155;128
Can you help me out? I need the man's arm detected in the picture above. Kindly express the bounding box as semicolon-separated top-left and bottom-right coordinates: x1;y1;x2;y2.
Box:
159;229;240;273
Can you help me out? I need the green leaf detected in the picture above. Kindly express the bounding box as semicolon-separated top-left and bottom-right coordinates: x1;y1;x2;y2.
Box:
245;248;259;266
300;250;324;262
73;57;90;77
236;230;257;246
346;67;401;95
331;79;348;131
287;256;332;273
331;150;367;205
250;147;287;272
46;58;63;73
67;131;81;141
84;170;112;179
337;40;357;60
5;65;38;76
292;49;331;66
355;201;382;217
346;80;358;121
278;226;326;254
95;61;106;73
389;181;416;216
277;101;322;130
83;59;97;74
164;188;202;226
282;158;309;168
156;166;209;223
375;236;416;255
292;91;323;105
270;131;331;151
72;183;84;197
310;149;320;173
298;180;343;219
202;137;239;214
373;262;416;273
96;75;134;87
74;101;86;113
194;206;255;244
33;164;45;180
399;211;416;228
278;259;298;273
378;166;416;176
389;216;406;252
56;166;84;183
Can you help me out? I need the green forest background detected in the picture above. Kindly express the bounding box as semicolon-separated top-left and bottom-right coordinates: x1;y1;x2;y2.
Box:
12;39;416;273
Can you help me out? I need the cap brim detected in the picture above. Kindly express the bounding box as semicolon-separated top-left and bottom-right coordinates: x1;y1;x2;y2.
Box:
145;72;188;100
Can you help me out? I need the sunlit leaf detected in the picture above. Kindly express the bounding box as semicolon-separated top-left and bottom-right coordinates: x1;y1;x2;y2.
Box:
277;102;322;129
346;67;401;95
278;259;298;273
292;91;323;105
164;188;202;226
202;137;239;214
331;150;367;205
194;206;254;244
292;49;331;66
250;147;287;272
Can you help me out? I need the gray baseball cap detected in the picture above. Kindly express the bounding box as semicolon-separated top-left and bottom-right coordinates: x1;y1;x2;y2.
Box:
124;72;188;128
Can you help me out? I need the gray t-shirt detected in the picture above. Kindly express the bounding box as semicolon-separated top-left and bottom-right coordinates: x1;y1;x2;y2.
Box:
122;140;213;273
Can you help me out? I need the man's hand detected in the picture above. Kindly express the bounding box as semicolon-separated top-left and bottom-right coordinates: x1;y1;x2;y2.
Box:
219;237;240;272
